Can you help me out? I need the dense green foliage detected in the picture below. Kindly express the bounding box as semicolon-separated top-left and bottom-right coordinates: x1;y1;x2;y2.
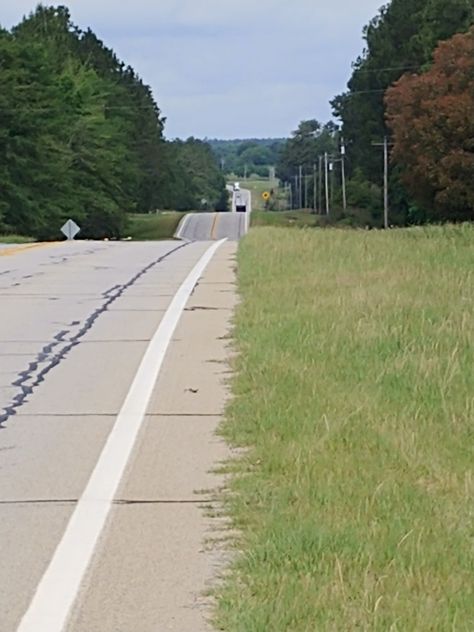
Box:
276;120;337;183
275;120;339;210
126;212;182;240
208;138;285;178
332;0;474;224
159;139;229;211
0;5;226;239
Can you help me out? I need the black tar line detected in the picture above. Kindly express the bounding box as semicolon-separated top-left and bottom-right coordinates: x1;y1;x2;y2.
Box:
0;242;190;427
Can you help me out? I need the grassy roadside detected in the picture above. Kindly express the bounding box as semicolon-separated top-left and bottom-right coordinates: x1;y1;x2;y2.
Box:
251;210;316;229
126;212;183;240
217;225;474;630
0;234;35;244
239;178;280;211
1;213;183;244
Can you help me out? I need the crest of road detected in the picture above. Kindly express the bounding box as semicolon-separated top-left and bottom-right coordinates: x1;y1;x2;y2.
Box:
176;186;251;241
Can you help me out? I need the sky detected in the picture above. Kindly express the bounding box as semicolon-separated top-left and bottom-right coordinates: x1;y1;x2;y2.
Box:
1;1;385;140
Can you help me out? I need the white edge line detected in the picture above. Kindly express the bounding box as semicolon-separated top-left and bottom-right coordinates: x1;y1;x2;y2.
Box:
175;213;192;240
17;239;227;632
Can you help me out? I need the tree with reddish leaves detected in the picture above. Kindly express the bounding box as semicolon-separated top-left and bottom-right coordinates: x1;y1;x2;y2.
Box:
386;27;474;222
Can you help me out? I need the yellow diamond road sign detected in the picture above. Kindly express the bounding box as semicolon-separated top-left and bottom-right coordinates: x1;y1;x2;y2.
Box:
262;191;270;201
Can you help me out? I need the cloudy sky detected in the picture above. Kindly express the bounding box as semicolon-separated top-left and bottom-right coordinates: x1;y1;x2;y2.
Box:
1;1;384;139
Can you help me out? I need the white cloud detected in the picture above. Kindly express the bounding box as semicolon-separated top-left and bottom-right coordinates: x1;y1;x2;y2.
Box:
1;0;384;138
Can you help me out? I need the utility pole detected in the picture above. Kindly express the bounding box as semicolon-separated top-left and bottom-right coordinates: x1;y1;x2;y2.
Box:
383;136;389;229
304;169;309;209
299;165;303;209
288;182;293;210
372;136;391;229
318;155;323;214
324;152;330;215
329;160;335;207
313;163;317;214
341;138;347;211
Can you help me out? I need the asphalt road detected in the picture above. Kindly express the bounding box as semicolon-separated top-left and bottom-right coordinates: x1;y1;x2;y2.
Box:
178;211;247;241
0;240;236;631
177;188;251;242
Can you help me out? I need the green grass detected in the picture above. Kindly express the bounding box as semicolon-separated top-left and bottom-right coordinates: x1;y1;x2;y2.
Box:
242;178;273;211
126;212;183;240
229;177;290;212
0;234;35;244
217;225;474;631
237;178;281;211
251;210;317;229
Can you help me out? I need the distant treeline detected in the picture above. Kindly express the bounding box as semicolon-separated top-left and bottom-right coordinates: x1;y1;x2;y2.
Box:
208;138;285;178
276;0;474;226
0;5;227;239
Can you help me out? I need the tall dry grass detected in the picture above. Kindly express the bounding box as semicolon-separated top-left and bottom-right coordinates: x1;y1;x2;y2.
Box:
217;225;474;631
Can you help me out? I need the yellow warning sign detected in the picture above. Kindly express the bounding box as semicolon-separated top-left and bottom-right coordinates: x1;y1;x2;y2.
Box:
262;191;271;201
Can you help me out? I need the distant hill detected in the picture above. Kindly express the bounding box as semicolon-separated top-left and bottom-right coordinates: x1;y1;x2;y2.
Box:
207;138;286;178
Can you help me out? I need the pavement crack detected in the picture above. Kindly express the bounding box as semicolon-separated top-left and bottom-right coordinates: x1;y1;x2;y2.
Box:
11;412;118;418
0;497;214;506
80;339;150;344
0;499;77;505
147;413;222;417
0;242;191;428
184;306;221;312
113;498;213;505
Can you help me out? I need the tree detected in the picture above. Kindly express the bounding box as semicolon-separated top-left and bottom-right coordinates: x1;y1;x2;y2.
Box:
419;0;474;54
276;120;337;182
0;5;155;237
276;120;338;208
76;30;167;214
157;139;227;212
1;4;222;239
332;0;430;182
386;27;474;221
331;0;474;223
0;28;71;237
208;138;285;177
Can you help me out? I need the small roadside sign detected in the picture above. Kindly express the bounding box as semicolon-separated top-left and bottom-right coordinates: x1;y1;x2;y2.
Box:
61;219;81;240
262;191;270;201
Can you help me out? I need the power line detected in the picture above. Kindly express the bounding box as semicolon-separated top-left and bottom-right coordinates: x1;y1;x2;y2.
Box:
335;64;426;99
349;64;423;74
340;89;387;96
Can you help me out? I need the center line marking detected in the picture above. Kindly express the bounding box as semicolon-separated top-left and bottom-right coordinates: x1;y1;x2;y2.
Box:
16;239;227;632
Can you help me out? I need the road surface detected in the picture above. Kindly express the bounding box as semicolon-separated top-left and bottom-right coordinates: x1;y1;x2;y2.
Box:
0;240;236;631
176;188;251;241
177;211;246;241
